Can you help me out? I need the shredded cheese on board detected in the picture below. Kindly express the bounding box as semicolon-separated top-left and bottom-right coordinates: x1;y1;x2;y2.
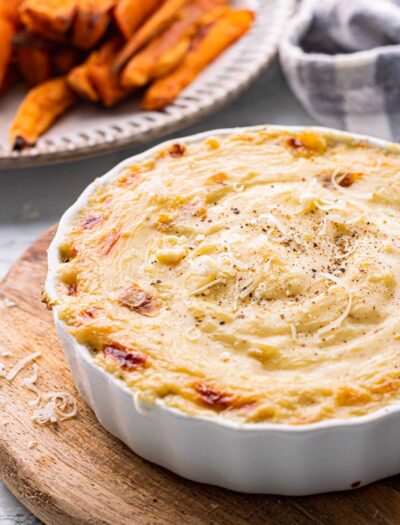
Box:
31;392;77;425
0;348;77;425
0;297;16;308
22;363;41;406
6;351;42;381
0;346;12;357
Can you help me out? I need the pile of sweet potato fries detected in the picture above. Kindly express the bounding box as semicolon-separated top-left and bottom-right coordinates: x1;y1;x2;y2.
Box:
0;0;254;150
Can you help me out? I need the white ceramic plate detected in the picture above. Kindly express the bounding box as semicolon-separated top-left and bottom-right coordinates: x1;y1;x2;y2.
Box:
0;0;295;169
47;125;400;495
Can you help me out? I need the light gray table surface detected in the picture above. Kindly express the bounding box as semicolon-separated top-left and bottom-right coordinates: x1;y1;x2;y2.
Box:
0;60;316;524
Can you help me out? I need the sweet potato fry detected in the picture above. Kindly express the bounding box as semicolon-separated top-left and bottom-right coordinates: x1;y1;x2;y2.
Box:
13;31;54;85
0;17;16;90
67;61;99;101
142;9;254;110
53;47;82;75
89;65;132;106
67;39;119;102
113;0;190;72
17;45;52;85
122;36;189;88
9;77;76;149
72;0;116;49
69;37;132;105
20;14;66;41
121;0;228;87
20;0;77;39
20;17;58;40
114;0;161;40
0;0;22;26
87;37;132;106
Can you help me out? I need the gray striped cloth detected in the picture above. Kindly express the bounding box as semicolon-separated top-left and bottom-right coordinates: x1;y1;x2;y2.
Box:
280;0;400;141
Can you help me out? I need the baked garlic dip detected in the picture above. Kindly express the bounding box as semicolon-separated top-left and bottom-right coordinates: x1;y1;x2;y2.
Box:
53;128;400;425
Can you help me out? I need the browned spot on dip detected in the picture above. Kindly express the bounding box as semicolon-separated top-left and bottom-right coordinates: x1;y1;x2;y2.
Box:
100;230;120;255
81;307;99;320
195;382;233;410
67;281;77;296
169;143;186;158
118;285;161;317
104;343;147;371
206;172;228;185
337;172;364;188
286;136;303;149
82;215;104;229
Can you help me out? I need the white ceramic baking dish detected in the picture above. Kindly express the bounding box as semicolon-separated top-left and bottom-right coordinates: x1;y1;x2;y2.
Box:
46;125;400;496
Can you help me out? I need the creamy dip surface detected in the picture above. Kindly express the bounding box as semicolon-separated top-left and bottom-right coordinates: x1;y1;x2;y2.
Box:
53;128;400;425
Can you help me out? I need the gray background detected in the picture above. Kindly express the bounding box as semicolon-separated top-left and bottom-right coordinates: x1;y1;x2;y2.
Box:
0;61;316;524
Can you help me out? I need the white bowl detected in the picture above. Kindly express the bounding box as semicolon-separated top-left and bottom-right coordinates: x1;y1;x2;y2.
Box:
46;125;400;495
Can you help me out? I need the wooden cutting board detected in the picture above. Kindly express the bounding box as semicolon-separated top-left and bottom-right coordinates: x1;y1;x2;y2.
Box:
1;227;400;525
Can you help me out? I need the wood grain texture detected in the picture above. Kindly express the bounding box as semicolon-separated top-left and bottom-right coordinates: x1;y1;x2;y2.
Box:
1;227;400;525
